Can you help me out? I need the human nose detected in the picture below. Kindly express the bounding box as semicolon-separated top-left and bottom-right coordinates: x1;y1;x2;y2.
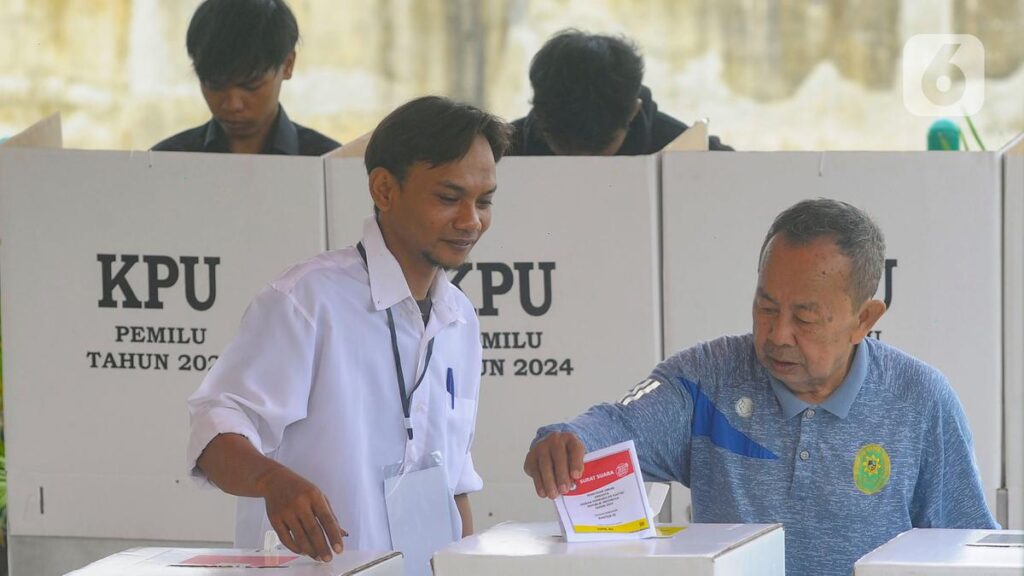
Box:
765;313;796;347
220;88;245;113
453;201;482;233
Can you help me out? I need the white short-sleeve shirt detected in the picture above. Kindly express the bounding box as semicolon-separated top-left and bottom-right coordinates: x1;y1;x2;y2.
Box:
187;216;483;550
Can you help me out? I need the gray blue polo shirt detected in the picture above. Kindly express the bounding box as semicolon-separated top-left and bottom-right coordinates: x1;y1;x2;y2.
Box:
535;334;997;576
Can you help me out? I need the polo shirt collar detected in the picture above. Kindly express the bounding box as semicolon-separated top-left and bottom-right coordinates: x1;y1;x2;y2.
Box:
359;217;466;326
769;340;869;419
202;105;299;155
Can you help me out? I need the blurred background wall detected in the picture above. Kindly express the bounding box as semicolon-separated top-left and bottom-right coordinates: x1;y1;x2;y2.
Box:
0;0;1022;151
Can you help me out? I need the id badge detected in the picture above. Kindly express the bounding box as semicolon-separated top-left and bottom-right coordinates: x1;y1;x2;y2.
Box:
383;452;460;576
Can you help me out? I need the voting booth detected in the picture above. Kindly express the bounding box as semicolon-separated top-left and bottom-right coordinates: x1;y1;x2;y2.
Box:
660;151;1004;519
325;155;665;529
0;149;326;575
431;521;785;575
1004;135;1024;530
853;528;1024;575
64;547;403;576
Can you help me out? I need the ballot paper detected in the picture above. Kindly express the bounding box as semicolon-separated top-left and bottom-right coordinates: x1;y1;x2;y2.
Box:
554;440;658;542
966;533;1024;548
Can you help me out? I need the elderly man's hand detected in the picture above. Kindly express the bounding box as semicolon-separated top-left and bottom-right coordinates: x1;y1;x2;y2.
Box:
523;431;586;499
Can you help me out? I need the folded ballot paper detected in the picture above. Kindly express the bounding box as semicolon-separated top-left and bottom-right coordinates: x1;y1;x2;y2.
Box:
554;440;659;542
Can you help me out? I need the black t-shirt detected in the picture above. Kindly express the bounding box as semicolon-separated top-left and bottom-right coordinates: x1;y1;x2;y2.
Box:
509;85;733;155
152;105;340;156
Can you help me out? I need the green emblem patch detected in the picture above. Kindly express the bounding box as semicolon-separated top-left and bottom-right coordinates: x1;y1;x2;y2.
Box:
853;443;891;495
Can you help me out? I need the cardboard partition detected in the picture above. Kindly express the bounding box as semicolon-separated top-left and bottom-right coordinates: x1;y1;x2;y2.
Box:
1;112;62;149
1004;134;1024;530
854;528;1024;575
64;547;403;576
326;156;663;530
661;151;1003;519
432;521;785;576
0;149;326;552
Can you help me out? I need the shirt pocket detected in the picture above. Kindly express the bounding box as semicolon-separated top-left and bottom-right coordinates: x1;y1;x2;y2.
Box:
446;397;477;457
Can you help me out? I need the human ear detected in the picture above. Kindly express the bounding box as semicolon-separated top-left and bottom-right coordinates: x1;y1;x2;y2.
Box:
629;98;642;121
282;51;296;80
851;299;886;343
368;167;399;214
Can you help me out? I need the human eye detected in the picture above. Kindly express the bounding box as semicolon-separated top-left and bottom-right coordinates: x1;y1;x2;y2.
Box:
477;196;494;208
437;194;458;205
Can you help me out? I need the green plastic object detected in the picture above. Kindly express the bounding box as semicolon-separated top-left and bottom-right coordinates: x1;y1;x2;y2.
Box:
928;119;961;150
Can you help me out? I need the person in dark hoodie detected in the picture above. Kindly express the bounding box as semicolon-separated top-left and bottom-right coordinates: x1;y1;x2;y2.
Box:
510;30;731;155
153;0;339;155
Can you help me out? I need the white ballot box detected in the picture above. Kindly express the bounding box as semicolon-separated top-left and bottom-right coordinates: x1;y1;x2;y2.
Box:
431;521;784;576
854;529;1024;575
64;547;403;576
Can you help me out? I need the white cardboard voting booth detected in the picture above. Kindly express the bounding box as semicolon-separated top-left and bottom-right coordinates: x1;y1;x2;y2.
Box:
854;529;1024;575
0;149;326;575
431;521;784;575
1003;135;1024;530
325;156;664;529
661;151;1004;519
64;547;403;576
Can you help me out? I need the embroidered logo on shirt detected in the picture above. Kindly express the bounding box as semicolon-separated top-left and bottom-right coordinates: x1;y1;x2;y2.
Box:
735;396;754;418
620;378;661;405
853;443;891;495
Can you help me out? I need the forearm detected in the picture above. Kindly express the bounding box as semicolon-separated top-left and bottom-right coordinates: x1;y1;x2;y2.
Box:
533;381;691;483
196;432;286;498
455;493;473;537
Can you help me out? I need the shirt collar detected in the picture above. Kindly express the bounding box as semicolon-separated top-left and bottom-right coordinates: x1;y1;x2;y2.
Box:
769;340;870;419
202;105;299;155
359;216;466;325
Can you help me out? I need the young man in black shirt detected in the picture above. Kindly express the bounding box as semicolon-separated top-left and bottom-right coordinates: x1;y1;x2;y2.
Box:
153;0;339;156
511;30;731;155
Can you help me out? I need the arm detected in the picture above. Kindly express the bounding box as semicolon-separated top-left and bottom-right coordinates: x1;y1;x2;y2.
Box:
524;376;694;499
910;384;999;528
196;434;347;562
454;493;473;537
187;287;345;560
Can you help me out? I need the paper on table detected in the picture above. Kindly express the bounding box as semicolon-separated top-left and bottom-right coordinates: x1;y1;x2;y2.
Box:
554;440;658;542
966;533;1024;548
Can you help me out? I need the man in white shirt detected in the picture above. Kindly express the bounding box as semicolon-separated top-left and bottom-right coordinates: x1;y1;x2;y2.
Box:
187;96;513;566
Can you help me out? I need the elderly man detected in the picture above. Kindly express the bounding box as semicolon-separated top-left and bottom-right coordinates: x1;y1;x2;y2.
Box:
524;199;996;576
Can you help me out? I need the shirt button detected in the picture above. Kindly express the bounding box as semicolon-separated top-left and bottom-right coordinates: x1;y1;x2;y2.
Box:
799;450;810;461
804;409;815;419
415;404;426;414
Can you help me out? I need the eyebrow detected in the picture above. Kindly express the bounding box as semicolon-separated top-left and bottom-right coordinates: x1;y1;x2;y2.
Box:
438;180;497;195
755;288;777;305
756;289;820;313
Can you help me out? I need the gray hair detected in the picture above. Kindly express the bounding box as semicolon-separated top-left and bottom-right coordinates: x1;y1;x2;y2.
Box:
758;198;886;306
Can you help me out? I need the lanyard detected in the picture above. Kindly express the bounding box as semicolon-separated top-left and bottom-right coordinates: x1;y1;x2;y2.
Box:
357;242;435;440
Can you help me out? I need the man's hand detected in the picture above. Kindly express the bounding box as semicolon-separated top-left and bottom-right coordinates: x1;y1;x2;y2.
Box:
256;465;347;562
523;431;586;499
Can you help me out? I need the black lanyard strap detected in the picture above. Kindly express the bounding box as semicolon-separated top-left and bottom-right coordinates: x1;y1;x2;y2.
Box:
358;242;435;440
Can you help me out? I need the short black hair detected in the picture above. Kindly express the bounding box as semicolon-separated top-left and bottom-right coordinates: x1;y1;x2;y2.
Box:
186;0;299;86
528;29;644;153
759;198;886;307
365;96;512;182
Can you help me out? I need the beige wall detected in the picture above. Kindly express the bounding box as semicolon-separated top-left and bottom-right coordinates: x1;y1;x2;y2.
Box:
1;0;1021;151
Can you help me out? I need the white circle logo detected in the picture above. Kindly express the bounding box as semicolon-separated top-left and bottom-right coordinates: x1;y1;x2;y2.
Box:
735;397;754;418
